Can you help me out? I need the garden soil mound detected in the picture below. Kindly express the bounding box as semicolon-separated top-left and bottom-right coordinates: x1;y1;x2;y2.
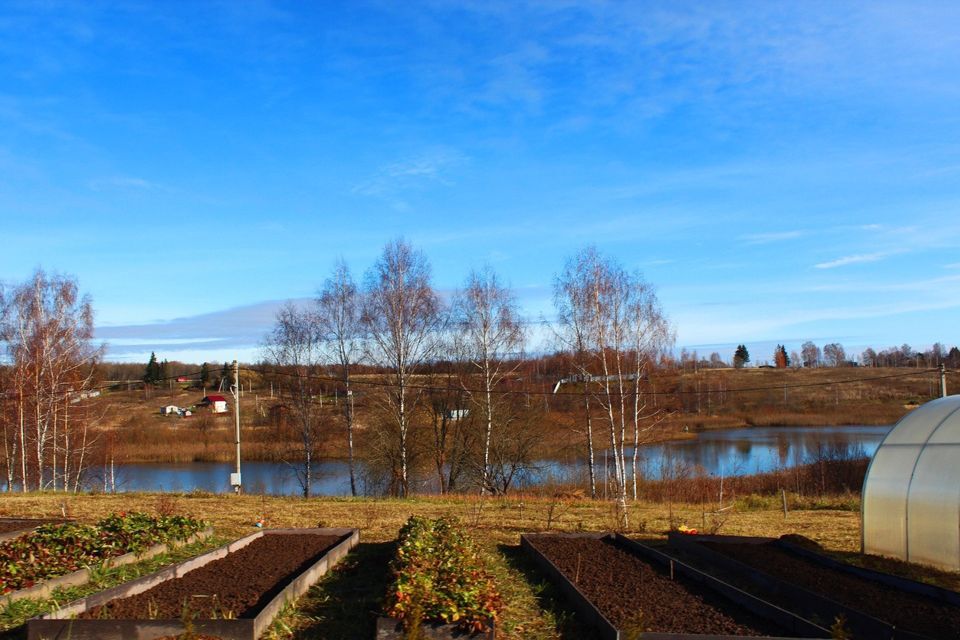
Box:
0;518;62;535
703;540;960;640
530;536;782;636
83;534;340;620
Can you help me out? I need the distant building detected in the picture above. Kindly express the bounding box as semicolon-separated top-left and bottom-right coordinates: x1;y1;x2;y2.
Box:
69;389;101;404
161;405;180;415
446;409;470;420
201;395;229;413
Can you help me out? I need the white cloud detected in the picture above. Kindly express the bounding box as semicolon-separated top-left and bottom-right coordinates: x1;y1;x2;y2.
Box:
106;337;226;347
95;299;308;362
351;148;467;211
814;251;896;269
353;149;465;193
741;230;806;245
644;258;676;267
88;176;158;191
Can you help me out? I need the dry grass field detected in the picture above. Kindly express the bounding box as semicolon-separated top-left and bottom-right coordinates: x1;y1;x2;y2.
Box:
87;366;959;466
0;491;863;548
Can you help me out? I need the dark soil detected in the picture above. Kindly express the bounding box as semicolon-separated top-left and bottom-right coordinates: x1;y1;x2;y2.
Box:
527;536;783;636
703;538;960;640
82;534;341;620
0;518;62;535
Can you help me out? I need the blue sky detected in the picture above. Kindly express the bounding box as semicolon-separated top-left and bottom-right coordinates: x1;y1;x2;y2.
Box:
2;1;960;363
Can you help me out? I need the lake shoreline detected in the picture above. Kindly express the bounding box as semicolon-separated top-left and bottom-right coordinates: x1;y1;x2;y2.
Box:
80;424;892;497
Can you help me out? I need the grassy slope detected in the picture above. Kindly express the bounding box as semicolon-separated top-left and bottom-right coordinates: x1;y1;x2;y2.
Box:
92;367;959;464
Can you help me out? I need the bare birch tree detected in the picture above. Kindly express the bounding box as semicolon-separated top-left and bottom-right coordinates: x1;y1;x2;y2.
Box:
316;259;362;496
625;276;672;501
454;267;524;494
362;239;443;497
554;254;599;498
554;248;671;526
263;302;324;497
0;270;101;492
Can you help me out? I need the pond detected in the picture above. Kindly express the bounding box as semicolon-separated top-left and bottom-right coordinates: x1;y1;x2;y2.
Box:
96;424;892;496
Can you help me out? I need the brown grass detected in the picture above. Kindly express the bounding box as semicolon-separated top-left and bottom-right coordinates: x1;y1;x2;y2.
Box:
82;367;947;466
0;491;862;552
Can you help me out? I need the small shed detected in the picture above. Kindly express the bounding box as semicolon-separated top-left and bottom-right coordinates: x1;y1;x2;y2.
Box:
160;405;179;416
862;395;960;570
201;395;229;414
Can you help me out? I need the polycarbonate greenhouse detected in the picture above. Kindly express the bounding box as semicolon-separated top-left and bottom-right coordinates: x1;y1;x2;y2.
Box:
862;395;960;571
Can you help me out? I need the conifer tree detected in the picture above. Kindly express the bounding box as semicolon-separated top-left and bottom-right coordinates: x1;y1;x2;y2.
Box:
733;344;750;368
143;352;161;385
220;362;231;390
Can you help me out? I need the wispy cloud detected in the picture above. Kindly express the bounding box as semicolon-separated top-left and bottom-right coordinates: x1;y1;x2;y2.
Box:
88;176;159;191
802;273;960;295
352;148;467;210
814;250;900;269
382;153;459;180
644;258;676;267
945;263;960;269
95;299;309;361
675;276;960;346
741;230;806;245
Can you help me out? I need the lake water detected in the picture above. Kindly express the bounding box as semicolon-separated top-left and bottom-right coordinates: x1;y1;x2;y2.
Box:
100;424;892;496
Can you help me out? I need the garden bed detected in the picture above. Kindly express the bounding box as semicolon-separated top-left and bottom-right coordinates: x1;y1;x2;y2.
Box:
4;527;212;605
522;533;828;639
0;518;68;542
2;513;209;604
27;528;359;640
668;533;960;640
380;516;500;639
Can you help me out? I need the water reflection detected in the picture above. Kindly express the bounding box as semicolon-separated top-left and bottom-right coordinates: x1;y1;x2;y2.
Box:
100;460;355;496
103;425;891;496
618;424;887;479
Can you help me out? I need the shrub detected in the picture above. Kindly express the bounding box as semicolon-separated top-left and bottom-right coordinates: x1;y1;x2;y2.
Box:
385;516;502;633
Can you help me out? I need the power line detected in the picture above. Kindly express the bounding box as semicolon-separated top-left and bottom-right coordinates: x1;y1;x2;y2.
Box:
245;364;945;398
4;363;950;404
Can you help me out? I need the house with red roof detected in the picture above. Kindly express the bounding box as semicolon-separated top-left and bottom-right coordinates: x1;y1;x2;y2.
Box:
201;394;228;413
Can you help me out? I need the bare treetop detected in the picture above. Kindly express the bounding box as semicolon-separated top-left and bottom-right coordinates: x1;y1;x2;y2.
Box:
263;301;323;369
362;238;444;369
316;259;362;367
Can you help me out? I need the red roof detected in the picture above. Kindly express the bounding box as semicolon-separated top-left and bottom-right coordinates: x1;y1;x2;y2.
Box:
204;395;228;403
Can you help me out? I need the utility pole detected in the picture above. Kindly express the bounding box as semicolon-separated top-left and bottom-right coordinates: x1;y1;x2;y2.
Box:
940;364;948;398
231;359;242;494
